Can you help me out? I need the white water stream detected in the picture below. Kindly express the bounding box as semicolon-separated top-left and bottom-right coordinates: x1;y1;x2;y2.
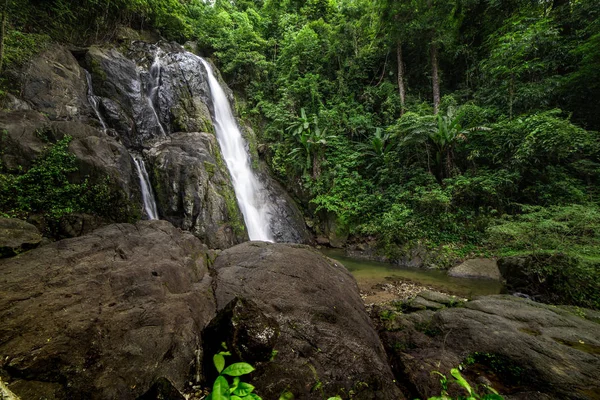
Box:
133;157;159;220
84;70;108;131
147;53;167;136
198;57;274;241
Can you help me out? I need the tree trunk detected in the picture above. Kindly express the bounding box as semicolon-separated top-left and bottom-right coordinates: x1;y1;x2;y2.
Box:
397;41;406;116
0;0;8;74
430;42;440;114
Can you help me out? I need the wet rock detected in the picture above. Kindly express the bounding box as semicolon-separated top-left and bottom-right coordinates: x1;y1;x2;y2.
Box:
86;45;160;147
257;168;313;244
146;132;248;249
379;295;600;399
448;258;501;280
0;218;42;258
86;42;214;148
0;221;217;399
417;290;461;306
212;242;404;399
19;44;92;120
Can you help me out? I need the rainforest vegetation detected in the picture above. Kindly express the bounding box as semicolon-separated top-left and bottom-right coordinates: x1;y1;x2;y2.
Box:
2;0;600;303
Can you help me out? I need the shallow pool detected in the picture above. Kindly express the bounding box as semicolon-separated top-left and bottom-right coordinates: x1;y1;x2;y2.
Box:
321;248;504;298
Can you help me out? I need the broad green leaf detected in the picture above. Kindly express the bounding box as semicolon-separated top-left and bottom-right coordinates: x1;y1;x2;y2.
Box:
231;397;243;400
214;354;225;373
450;368;472;395
222;362;255;376
212;375;230;400
233;382;255;396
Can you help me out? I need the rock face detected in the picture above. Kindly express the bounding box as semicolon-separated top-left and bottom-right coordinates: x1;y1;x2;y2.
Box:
86;42;213;149
448;258;501;280
212;241;404;399
0;218;42;257
0;221;217;399
0;223;403;399
146;132;247;249
377;295;600;400
258;169;313;244
19;44;92;121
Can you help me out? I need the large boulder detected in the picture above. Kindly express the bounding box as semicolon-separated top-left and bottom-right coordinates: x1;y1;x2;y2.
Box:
146;132;248;249
18;44;92;121
448;258;501;280
0;221;217;399
212;241;404;399
378;295;600;399
0;218;42;258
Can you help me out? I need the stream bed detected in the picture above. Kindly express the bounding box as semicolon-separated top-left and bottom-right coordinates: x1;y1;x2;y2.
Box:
321;248;504;304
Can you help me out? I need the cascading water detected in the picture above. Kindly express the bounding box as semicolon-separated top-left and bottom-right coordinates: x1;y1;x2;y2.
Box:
133;157;159;220
84;70;108;131
198;57;274;241
147;53;167;136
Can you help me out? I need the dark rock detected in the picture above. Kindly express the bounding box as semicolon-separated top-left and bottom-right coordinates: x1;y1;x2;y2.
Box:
19;44;92;121
86;42;214;148
146;132;248;249
86;45;161;147
0;218;42;258
0;110;50;171
406;296;445;311
202;297;279;383
136;378;186;400
417;290;461;306
379;295;600;399
448;258;501;280
257;168;313;245
55;213;106;239
0;221;216;399
212;241;404;399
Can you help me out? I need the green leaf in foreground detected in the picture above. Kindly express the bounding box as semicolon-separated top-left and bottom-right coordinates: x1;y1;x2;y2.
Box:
212;375;230;400
222;362;255;376
214;353;226;373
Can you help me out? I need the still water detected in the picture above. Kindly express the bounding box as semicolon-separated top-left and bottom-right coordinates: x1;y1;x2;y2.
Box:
321;248;504;298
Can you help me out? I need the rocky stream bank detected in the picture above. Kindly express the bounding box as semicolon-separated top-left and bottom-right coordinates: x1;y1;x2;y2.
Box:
1;220;599;400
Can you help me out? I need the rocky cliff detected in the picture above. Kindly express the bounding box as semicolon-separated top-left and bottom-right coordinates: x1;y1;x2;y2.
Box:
1;39;311;248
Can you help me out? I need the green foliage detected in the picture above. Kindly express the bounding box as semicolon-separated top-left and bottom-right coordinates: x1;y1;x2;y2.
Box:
425;368;503;400
3;30;50;70
487;204;600;260
207;351;261;400
0;136;130;234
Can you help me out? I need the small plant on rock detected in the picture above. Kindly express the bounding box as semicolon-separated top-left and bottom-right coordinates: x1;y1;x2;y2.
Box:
424;368;503;400
207;351;261;400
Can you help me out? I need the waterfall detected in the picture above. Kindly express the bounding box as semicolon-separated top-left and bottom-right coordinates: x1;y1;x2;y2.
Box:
84;70;108;131
197;57;274;242
133;157;159;220
147;53;167;136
